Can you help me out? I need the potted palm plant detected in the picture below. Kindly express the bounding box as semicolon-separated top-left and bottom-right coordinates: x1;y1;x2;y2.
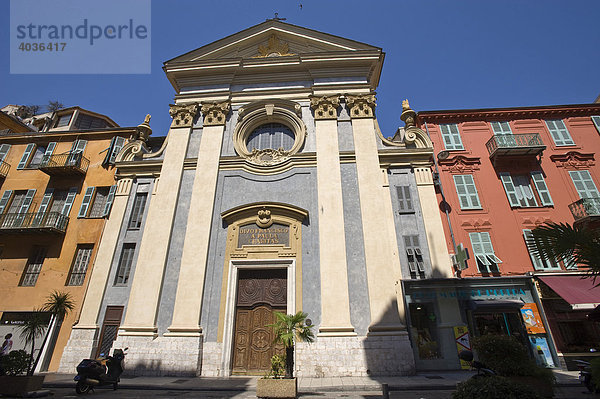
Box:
256;311;314;399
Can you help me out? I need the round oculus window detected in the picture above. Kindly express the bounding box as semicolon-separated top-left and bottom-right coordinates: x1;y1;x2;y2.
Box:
246;123;295;152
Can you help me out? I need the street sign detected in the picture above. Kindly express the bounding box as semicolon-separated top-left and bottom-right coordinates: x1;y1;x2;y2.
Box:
454;326;471;370
453;243;469;271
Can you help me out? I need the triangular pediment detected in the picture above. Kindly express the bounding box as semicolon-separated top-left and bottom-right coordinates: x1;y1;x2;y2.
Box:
165;20;381;65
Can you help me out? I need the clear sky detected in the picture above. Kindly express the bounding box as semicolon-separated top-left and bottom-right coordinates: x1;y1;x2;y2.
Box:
1;0;599;137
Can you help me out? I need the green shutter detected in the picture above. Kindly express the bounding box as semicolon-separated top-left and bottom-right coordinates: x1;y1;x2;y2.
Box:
19;189;36;213
0;190;13;214
569;170;600;199
0;144;11;162
440;124;463;150
33;188;54;225
17;143;36;169
71;139;87;153
45;142;57;156
523;229;546;271
592;116;600;133
491;121;512;135
109;137;126;164
545;120;574;146
102;185;117;217
531;172;553;206
78;187;95;218
61;187;78;216
454;175;481;209
500;173;520;207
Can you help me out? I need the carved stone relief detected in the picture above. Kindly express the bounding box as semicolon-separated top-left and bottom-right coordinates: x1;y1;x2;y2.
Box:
345;94;376;119
309;95;340;120
201;101;231;126
169;103;199;128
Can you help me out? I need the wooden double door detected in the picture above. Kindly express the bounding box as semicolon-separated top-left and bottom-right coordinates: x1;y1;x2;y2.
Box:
232;269;286;375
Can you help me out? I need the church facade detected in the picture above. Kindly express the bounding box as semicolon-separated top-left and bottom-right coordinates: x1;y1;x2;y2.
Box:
60;20;452;377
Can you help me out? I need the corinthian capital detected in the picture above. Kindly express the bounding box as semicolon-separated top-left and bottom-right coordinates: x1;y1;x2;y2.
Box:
169;103;199;128
345;94;376;119
201;101;231;126
309;95;340;120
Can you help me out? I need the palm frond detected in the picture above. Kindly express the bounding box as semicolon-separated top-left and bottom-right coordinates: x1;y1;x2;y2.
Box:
18;309;48;345
42;290;76;319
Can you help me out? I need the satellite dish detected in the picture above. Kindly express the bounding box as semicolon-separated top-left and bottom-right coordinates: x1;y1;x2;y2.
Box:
437;150;450;161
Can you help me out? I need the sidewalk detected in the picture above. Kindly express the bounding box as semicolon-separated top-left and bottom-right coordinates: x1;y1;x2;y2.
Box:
41;369;581;393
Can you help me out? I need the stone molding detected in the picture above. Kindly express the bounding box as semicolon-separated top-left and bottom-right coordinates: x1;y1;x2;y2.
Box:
201;101;231;126
550;151;595;169
438;155;482;173
345;94;376;119
256;34;294;58
169;103;199;128
309;95;340;120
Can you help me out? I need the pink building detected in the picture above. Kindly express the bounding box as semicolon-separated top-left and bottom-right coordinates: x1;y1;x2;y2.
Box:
409;104;600;369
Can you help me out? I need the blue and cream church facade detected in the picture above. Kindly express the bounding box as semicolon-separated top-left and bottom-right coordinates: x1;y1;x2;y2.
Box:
60;20;452;377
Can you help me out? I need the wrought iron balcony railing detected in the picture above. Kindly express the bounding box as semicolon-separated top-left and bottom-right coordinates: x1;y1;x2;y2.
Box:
486;133;546;159
0;211;69;233
0;160;10;178
38;152;89;176
569;197;600;222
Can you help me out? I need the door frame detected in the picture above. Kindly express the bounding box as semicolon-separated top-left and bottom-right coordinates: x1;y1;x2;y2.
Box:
221;258;295;376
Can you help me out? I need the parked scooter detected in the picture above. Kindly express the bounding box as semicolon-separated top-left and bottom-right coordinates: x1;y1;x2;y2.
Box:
459;350;496;378
74;347;128;394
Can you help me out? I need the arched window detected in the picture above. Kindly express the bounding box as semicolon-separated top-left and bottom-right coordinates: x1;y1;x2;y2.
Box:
246;123;295;151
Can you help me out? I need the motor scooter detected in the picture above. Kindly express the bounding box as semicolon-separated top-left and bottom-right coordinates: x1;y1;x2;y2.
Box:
458;350;496;378
74;347;128;394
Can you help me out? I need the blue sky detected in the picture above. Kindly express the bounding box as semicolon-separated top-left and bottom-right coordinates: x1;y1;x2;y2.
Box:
1;0;599;136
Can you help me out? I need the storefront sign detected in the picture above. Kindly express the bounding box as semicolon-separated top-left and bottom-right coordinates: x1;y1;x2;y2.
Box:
411;287;527;300
520;303;546;334
237;223;290;247
453;326;471;370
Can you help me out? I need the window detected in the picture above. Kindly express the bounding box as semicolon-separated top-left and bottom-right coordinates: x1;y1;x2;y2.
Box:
396;186;414;213
45;187;78;217
569;170;600;214
54;113;72;128
453;175;482;210
247;123;295;151
404;235;425;279
469;232;502;273
78;186;116;218
440;124;464;150
66;245;93;286
545;120;574;146
0;144;11;162
103;136;126;166
20;246;47;286
74;114;107;130
523;229;560;271
490;121;513;135
0;189;36;227
593;116;600;133
29;142;56;168
128;193;148;229
114;244;136;285
17;143;36;169
499;172;553;208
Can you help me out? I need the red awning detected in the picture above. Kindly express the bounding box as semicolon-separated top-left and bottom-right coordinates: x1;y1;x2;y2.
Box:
539;275;600;310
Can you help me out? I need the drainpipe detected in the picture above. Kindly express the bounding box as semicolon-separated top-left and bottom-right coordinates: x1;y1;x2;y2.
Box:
423;121;460;277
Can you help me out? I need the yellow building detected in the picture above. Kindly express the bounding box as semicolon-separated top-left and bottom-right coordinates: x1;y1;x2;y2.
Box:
0;107;134;371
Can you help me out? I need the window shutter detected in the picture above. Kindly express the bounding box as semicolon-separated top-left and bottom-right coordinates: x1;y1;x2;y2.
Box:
109;137;126;164
34;188;54;225
453;175;481;209
396;186;413;212
593;116;600;133
500;173;520;207
102;185;117;217
491;121;512;135
0;144;11;161
102;137;116;166
0;190;13;214
78;187;95;218
564;254;578;270
531;172;553;206
17;189;36;216
569;171;600;199
440;124;463;150
61;187;78;216
545;120;574;146
469;232;490;269
44;142;57;156
71;139;88;153
17;143;36;169
523;229;546;271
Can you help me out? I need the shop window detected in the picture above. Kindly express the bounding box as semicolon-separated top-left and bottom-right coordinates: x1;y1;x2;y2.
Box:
500;172;553;208
409;303;440;359
468;232;502;273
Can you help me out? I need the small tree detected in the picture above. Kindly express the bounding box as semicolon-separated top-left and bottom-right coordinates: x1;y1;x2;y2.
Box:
18;310;48;375
46;101;64;113
268;311;314;379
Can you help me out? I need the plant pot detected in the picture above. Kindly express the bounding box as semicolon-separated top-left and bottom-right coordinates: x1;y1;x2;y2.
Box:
256;377;297;399
508;376;553;398
0;375;45;396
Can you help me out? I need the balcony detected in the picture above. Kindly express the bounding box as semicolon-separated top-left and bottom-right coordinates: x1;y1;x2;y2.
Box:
0;160;10;178
569;198;600;226
38;152;89;176
486;133;546;161
0;211;69;234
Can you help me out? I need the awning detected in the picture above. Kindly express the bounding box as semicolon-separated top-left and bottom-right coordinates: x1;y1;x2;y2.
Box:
468;299;525;312
538;275;600;310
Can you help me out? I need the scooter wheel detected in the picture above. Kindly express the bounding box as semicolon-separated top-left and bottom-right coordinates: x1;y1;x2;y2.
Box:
113;382;118;390
75;381;91;394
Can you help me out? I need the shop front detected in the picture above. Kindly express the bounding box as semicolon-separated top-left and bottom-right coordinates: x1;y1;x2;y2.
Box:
403;277;558;370
535;274;600;369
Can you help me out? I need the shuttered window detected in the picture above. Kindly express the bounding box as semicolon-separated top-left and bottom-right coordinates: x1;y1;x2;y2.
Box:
66;245;94;286
440;124;464;150
114;244;136;286
404;235;425;279
453;175;481;210
523;229;560;271
469;232;501;273
396;186;414;213
0;190;14;214
17;143;36;169
592;116;600;133
0;144;11;162
545;119;574;146
569;170;600;199
61;187;78;216
20;246;47;286
33;188;54;225
103;136;127;166
128;193;148;229
78;187;95;218
490;121;513;135
102;185;117;217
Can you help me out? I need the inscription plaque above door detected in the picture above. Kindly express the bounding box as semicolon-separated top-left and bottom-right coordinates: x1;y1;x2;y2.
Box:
237;223;290;247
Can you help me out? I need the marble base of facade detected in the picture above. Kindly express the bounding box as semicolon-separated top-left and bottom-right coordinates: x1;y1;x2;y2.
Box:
295;334;415;377
58;327;98;373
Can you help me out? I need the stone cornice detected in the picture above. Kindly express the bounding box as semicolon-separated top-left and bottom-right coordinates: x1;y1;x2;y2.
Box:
345;94;376;118
550;151;595;169
169;103;199;128
309;95;340;120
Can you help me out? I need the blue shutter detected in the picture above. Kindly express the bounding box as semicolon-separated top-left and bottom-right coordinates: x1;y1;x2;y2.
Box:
61;187;78;216
500;173;520;207
531;172;553;206
0;144;11;162
109;137;126;164
17;143;36;169
19;189;36;213
0;190;13;214
34;188;54;225
102;185;117;217
78;187;95;218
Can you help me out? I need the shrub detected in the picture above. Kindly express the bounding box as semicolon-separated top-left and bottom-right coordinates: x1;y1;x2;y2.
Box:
452;376;542;399
268;354;286;379
2;350;31;376
591;358;600;392
473;335;535;376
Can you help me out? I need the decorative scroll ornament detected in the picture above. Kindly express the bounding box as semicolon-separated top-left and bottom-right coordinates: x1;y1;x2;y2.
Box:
345;94;376;118
400;99;420;145
438;155;482;173
309;95;340;120
131;114;152;142
256;207;273;228
169;103;199;128
201;101;231;126
247;148;290;166
256;34;293;57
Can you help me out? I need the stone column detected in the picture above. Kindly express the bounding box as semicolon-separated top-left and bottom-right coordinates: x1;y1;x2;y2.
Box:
119;103;198;336
414;167;453;277
346;94;406;333
310;95;354;336
58;178;132;371
166;101;230;336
